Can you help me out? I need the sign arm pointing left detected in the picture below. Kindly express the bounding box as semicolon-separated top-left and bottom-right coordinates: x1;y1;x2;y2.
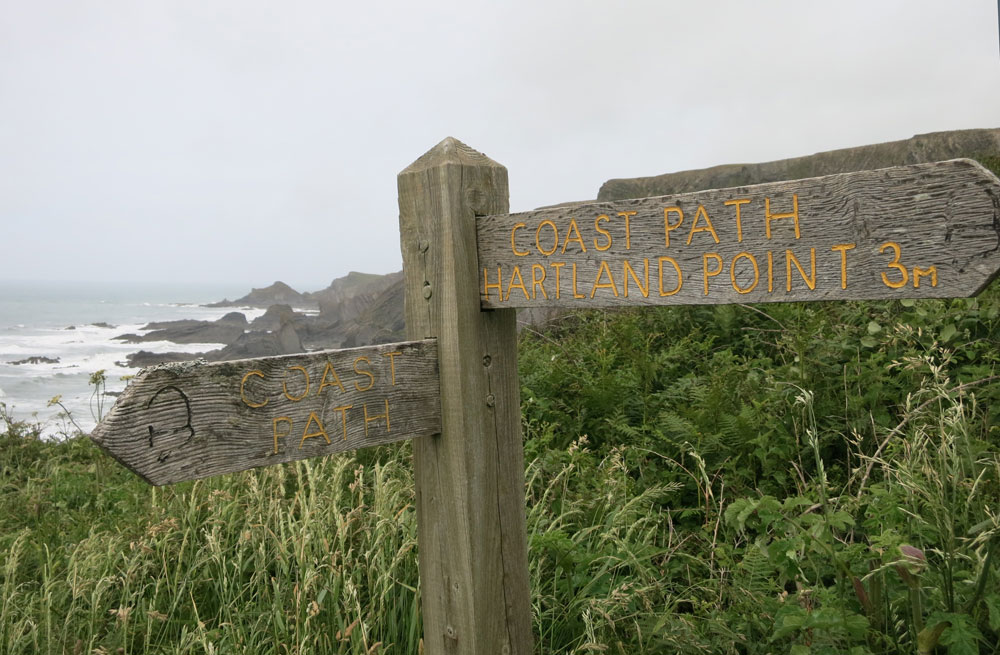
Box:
90;339;441;486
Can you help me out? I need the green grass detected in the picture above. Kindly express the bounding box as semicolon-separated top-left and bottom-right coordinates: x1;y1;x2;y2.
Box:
0;429;421;654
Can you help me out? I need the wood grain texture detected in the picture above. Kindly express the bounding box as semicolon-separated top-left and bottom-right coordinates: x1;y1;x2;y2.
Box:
90;340;440;486
478;159;1000;308
399;138;533;654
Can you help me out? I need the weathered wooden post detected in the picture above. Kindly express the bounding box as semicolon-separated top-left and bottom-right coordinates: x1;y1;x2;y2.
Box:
398;138;533;654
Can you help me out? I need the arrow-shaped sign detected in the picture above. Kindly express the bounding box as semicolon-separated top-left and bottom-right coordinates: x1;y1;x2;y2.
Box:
477;159;1000;308
90;339;440;485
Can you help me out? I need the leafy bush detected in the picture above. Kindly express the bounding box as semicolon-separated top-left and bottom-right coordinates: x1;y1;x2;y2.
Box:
518;280;1000;653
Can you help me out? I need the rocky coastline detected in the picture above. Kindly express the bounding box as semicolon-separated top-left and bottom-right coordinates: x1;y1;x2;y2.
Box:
116;271;405;368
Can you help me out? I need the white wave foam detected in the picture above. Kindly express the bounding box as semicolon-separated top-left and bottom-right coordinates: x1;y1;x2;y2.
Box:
1;295;271;438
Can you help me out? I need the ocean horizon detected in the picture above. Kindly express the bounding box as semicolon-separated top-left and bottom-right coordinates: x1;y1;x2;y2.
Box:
0;279;271;438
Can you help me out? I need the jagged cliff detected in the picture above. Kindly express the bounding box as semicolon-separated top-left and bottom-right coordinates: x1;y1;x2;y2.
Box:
208;281;310;308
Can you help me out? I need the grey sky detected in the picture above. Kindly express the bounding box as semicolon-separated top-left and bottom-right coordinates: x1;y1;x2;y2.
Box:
2;1;998;291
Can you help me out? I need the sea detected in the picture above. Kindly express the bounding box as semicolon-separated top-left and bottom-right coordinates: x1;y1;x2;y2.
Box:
0;279;267;438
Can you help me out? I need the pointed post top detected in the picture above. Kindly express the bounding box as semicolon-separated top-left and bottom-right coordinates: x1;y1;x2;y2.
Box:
400;137;504;175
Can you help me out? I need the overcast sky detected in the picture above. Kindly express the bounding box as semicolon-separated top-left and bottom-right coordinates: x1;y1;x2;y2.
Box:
2;1;998;291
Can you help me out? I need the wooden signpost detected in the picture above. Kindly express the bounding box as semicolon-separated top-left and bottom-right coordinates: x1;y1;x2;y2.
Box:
91;340;440;485
478;159;1000;308
398;138;532;654
92;139;1000;655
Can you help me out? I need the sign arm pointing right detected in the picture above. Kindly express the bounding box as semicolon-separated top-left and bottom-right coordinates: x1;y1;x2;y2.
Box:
477;159;1000;308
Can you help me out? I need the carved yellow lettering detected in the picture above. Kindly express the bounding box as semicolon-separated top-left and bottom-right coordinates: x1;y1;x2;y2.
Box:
664;207;684;248
332;405;352;441
730;252;760;294
879;242;909;289
317;361;346;394
363;399;390;436
767;251;774;292
617;211;636;250
913;266;938;288
300;412;331;448
561;218;587;254
590;260;619;298
703;253;724;295
657;256;682;296
511;223;529;256
785;248;817;291
593;214;612;251
623;259;649;298
483;267;503;302
831;243;856;290
272;416;293;454
724;198;751;242
382;351;401;385
353;357;375;391
765;195;800;239
550;262;565;299
686;205;720;245
282;366;310;402
240;370;267;408
531;264;548;300
571;263;584;299
536;220;558;256
505;266;530;301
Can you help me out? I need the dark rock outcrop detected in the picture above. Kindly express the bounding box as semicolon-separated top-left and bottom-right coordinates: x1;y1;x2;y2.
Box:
276;320;303;355
8;356;60;365
206;322;303;361
319;293;379;325
338;280;405;348
306;271;402;318
115;323;245;345
598;128;1000;201
120;313;250;345
250;304;300;331
216;312;249;327
138;319;206;331
208;281;312;308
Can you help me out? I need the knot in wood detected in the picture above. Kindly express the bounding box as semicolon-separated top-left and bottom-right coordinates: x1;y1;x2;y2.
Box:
465;188;487;215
